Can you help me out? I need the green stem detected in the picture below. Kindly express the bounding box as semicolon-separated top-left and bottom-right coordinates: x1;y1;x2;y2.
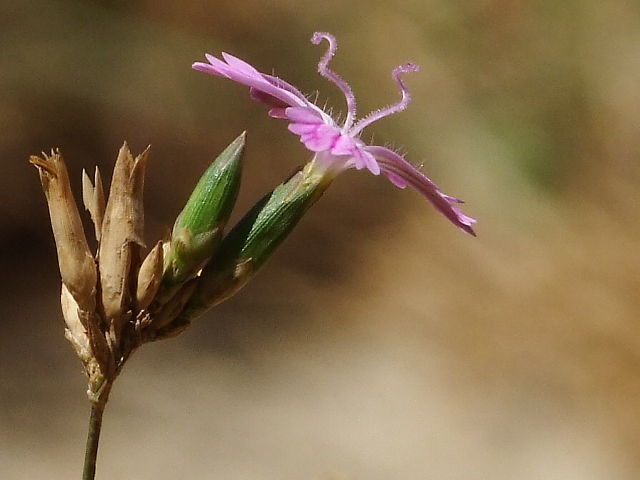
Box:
82;401;106;480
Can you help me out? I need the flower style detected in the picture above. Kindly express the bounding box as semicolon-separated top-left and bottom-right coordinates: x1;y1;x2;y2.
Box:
193;32;476;235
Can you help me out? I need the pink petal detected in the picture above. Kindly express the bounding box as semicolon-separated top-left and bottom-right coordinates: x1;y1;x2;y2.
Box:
285;106;324;124
300;124;341;152
202;54;231;75
365;146;476;235
251;89;289;109
193;61;226;77
288;122;319;135
353;149;381;175
221;53;262;77
386;172;408;188
263;74;310;105
330;134;357;156
268;107;288;119
195;54;309;109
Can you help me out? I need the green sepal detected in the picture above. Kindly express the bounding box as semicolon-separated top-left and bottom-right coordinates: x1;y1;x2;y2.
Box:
177;160;333;321
162;132;245;288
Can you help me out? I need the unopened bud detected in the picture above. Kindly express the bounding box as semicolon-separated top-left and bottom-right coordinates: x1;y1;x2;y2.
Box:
162;132;245;288
179;160;332;320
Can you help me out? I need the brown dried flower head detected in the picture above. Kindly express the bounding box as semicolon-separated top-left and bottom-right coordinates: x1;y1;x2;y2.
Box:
30;142;240;404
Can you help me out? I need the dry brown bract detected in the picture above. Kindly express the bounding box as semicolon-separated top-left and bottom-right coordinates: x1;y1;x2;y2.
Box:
31;145;193;407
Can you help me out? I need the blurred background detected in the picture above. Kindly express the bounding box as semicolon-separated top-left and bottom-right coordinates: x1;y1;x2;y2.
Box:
2;0;640;479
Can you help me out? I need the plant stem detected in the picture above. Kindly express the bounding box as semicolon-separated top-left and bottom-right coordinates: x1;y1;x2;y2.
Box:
82;401;106;480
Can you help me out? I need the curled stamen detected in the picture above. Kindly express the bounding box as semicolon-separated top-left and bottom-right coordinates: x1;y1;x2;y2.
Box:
311;32;357;130
350;62;419;136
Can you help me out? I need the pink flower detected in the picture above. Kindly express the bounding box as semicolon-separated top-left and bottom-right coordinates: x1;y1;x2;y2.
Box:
193;32;476;235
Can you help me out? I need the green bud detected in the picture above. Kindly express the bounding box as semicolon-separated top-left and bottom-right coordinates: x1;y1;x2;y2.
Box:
177;160;333;322
162;132;245;288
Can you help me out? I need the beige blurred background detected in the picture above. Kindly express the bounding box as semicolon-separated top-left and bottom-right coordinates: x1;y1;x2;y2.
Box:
2;1;640;479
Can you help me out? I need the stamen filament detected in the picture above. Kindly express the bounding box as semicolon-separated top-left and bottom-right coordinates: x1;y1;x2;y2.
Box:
311;32;358;130
350;63;419;136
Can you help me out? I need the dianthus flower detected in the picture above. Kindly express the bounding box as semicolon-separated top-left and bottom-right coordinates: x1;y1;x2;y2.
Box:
193;32;475;235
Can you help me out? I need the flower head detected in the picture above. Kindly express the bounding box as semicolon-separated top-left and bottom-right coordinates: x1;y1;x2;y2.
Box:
193;32;476;235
